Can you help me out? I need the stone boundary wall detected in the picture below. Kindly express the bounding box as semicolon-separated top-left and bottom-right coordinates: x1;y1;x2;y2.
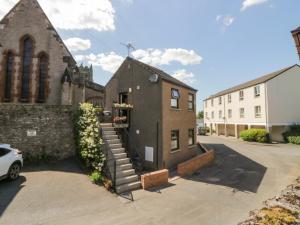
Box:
0;104;75;161
177;145;214;176
141;169;169;190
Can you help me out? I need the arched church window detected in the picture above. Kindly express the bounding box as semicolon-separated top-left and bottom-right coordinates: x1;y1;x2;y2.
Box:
4;51;14;102
20;37;33;102
37;53;48;103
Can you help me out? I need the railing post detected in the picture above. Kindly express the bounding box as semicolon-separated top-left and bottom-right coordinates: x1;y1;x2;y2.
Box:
113;160;117;192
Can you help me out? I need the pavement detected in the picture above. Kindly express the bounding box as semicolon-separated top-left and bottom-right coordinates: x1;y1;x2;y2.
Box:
1;135;300;225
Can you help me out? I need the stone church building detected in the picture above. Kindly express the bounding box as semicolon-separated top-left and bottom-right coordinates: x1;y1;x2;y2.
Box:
0;0;104;106
0;0;104;160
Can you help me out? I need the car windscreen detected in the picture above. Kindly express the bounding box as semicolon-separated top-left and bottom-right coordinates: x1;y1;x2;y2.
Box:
0;148;11;157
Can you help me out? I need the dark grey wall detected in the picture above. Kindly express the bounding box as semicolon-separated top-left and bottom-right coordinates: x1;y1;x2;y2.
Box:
105;59;163;170
0;104;75;161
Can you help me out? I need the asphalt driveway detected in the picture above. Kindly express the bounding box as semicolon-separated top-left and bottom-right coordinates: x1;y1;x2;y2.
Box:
1;135;300;225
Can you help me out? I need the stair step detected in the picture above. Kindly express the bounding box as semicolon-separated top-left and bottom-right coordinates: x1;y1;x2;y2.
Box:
111;148;125;154
102;127;114;131
109;143;122;149
116;169;135;178
114;153;127;159
116;158;130;165
104;135;118;140
117;163;133;171
100;123;113;127
103;131;116;135
107;139;121;144
116;175;139;186
116;181;141;194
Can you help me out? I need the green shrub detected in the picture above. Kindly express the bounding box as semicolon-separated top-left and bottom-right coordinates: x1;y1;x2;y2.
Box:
240;129;270;143
282;125;300;145
74;103;105;173
90;171;103;184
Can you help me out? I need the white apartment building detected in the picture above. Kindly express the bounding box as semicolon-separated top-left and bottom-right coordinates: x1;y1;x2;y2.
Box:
203;64;300;142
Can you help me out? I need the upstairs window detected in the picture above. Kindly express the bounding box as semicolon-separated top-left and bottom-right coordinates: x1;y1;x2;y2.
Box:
171;130;179;151
188;129;195;146
240;108;245;118
228;94;232;103
254;85;261;97
255;106;261;118
37;53;48;103
171;88;180;108
21;37;33;102
228;109;232;118
211;99;214;107
211;111;214;119
219;97;222;105
205;112;208;119
188;93;194;110
239;90;244;101
4;52;14;102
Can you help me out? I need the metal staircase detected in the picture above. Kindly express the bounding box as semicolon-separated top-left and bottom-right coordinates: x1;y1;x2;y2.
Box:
100;123;141;194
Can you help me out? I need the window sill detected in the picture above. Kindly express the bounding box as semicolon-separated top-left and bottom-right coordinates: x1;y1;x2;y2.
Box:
188;109;194;112
170;108;182;111
170;149;181;154
188;144;196;149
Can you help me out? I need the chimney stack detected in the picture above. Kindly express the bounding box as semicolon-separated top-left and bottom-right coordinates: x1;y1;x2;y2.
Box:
291;27;300;60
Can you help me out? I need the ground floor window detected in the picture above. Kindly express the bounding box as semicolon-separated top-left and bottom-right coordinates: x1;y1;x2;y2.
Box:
188;129;195;146
171;130;179;151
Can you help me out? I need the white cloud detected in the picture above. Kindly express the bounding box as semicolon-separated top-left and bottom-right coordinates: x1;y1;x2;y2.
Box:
172;69;197;85
241;0;268;11
132;48;203;66
75;52;124;73
216;15;235;27
76;48;202;74
0;0;116;31
63;38;91;52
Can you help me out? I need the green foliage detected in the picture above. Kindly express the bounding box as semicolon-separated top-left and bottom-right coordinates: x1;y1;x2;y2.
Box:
283;125;300;145
75;103;105;172
90;171;103;184
197;111;204;119
240;129;270;143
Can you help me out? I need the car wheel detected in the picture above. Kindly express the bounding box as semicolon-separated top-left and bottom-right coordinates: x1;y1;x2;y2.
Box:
8;163;21;180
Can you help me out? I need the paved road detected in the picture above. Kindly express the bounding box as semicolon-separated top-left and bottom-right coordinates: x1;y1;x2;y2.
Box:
1;135;300;225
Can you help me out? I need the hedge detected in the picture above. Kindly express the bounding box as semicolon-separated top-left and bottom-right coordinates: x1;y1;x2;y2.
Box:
283;125;300;145
240;129;270;143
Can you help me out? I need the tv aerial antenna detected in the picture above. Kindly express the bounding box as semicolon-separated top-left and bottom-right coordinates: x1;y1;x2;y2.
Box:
121;42;136;57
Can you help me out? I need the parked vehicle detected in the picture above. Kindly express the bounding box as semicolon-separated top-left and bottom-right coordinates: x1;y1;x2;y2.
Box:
198;127;207;135
0;144;23;181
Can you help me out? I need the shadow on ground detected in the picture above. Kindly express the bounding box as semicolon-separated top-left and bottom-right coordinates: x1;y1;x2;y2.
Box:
185;143;267;193
0;176;26;217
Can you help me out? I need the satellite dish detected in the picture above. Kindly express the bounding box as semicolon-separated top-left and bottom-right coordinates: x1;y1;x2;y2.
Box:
149;74;159;83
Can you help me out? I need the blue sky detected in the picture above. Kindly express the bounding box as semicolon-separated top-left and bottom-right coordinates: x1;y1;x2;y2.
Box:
2;0;300;111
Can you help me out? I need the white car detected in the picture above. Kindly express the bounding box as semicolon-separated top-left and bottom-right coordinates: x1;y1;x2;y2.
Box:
0;144;23;181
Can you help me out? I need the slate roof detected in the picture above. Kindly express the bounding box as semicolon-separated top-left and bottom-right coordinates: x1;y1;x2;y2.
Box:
127;57;197;91
205;64;299;100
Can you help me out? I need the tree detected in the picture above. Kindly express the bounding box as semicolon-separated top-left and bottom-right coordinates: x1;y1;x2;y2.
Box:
197;111;204;119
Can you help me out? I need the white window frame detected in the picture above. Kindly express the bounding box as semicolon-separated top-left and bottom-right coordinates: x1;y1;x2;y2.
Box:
211;111;214;119
219;97;222;105
254;85;261;97
240;108;245;118
211;99;214;107
239;90;244;101
228;94;232;103
255;106;261;118
228;109;232;119
219;110;222;119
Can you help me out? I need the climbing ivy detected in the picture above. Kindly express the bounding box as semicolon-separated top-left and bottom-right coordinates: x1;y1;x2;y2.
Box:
75;103;105;173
